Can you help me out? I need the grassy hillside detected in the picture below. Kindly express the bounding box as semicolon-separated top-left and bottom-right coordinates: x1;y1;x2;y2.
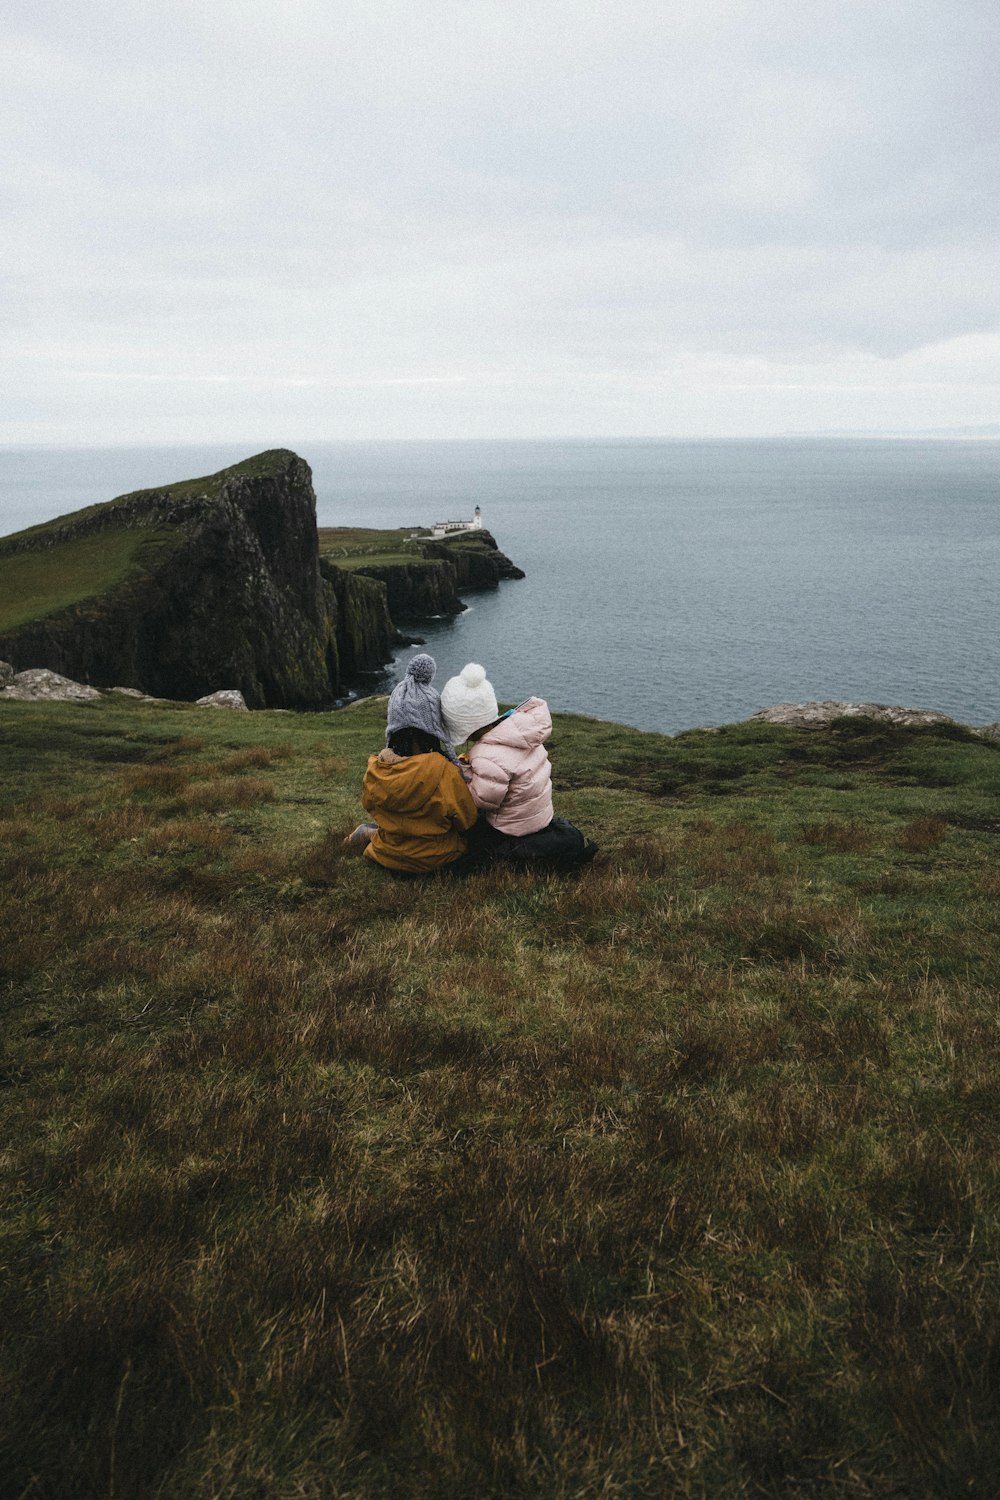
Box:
318;526;427;558
2;699;1000;1497
0;526;179;633
318;526;507;572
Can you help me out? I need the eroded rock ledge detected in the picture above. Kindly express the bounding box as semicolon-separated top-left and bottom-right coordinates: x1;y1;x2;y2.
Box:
752;701;1000;738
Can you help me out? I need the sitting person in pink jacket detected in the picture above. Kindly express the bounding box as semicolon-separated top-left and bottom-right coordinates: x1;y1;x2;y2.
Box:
440;663;597;869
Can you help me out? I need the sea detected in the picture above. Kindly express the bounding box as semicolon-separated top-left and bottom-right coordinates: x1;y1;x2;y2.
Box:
1;439;997;736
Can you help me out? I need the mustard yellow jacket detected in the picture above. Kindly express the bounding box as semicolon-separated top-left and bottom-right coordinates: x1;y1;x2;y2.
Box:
362;748;477;873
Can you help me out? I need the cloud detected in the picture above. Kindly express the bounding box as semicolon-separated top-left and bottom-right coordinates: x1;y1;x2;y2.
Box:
2;0;998;439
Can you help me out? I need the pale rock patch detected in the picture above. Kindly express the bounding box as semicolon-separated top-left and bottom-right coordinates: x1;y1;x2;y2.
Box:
195;690;249;711
752;701;957;729
0;668;102;702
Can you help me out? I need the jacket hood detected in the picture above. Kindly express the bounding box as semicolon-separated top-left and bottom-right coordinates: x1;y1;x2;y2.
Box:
477;697;551;754
364;749;451;816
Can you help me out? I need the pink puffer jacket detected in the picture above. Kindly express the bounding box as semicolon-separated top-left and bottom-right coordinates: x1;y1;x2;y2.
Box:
467;697;554;835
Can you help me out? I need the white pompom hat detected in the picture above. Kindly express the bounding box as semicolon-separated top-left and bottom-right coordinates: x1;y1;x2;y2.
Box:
440;662;499;745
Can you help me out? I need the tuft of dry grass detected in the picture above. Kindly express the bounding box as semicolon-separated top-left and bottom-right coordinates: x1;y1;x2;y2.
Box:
218;743;294;773
897;813;949;852
178;775;275;812
801;817;874;852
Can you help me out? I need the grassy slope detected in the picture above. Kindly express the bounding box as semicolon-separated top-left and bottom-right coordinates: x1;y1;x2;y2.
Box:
2;700;1000;1497
328;552;436;571
318;528;498;571
318;527;426;555
0;527;179;633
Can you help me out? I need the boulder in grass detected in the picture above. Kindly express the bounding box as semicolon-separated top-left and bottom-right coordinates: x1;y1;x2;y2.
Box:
195;689;249;711
0;661;14;688
1;668;102;702
108;686;164;701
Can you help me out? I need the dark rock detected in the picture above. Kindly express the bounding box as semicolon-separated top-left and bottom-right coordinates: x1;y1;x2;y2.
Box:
320;564;399;675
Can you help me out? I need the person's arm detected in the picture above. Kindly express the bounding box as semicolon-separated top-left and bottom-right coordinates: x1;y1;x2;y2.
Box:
467;753;512;813
441;762;478;830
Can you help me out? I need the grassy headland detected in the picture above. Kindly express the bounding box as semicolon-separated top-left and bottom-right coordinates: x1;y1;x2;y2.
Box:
318;526;512;574
0;527;180;634
2;698;1000;1496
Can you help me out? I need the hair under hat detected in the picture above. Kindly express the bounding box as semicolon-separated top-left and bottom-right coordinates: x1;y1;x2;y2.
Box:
440;662;499;745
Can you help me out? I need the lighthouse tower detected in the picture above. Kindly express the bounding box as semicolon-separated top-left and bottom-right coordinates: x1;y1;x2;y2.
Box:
473;505;482;529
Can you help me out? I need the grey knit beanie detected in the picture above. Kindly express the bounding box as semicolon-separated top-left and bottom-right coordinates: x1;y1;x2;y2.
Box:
385;654;460;762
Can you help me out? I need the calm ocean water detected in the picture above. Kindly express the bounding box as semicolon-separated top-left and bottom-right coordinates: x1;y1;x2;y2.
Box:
1;439;997;735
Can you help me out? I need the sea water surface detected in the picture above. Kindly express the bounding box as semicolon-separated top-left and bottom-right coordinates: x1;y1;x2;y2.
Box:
1;439;997;735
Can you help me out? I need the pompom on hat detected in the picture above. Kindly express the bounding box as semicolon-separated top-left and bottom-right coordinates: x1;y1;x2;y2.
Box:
386;653;459;762
440;662;500;745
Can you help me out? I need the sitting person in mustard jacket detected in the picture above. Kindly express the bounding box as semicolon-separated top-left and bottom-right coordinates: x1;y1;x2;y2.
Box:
348;655;477;876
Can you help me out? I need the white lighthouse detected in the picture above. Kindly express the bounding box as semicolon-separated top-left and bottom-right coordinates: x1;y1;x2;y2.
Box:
431;505;483;537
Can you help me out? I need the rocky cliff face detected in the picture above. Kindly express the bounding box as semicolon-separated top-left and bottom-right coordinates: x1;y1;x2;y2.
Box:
320;564;399;676
0;451;397;708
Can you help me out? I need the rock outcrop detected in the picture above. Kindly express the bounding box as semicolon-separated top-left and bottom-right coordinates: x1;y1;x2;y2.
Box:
1;668;104;702
0;670;249;710
195;690;249;711
752;701;1000;738
751;701;960;729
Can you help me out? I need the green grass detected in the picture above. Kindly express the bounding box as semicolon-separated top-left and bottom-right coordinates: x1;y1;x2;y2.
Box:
317;528;501;571
318;526;426;555
2;700;1000;1497
0;527;180;632
328;551;438;570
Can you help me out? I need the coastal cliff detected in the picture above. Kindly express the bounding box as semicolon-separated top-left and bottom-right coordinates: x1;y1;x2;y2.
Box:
0;452;367;707
318;527;524;620
0;451;522;707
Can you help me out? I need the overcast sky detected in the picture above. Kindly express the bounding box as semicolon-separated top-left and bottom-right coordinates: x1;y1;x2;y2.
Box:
3;0;999;443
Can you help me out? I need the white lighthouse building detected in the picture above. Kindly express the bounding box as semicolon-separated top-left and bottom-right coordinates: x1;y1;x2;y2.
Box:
431;505;482;538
